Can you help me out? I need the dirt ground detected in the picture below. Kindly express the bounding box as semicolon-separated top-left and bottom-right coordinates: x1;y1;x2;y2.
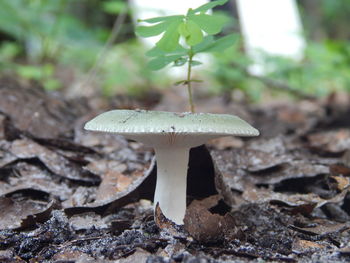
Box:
0;78;350;263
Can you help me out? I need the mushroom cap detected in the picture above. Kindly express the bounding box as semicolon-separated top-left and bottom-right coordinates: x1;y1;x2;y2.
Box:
85;110;259;148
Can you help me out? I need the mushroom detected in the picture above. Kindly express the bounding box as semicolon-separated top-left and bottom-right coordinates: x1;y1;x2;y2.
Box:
85;110;259;224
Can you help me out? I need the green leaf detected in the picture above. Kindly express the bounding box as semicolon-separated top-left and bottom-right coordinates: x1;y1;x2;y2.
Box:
189;13;229;35
183;20;203;46
148;54;183;70
146;46;168;57
190;60;202;66
135;21;170;37
103;1;127;14
178;22;190;38
156;21;181;52
43;78;61;91
0;42;21;60
190;0;228;14
193;35;215;53
17;65;43;80
139;15;184;24
197;34;237;53
173;57;187;66
145;45;187;57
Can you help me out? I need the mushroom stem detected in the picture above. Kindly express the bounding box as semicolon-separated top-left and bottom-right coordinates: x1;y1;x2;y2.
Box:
154;146;190;225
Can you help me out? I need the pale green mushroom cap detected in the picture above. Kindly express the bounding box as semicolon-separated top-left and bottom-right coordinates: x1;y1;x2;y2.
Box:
84;110;259;148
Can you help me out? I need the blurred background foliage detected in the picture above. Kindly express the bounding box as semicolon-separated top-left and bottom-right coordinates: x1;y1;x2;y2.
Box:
0;0;349;101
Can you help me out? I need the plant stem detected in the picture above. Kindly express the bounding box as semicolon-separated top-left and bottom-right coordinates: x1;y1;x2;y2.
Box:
187;48;195;113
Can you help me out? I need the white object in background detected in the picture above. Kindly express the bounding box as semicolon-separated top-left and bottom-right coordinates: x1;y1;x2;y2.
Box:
236;0;306;75
130;0;210;78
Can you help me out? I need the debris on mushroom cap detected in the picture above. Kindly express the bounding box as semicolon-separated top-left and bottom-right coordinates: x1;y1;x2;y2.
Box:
84;110;259;137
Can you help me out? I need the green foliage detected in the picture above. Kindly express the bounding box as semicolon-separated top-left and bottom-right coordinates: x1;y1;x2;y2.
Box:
99;40;170;97
267;41;350;95
212;38;350;100
0;42;22;62
136;0;233;70
102;0;128;14
210;36;264;101
0;0;123;92
136;0;234;112
17;64;61;90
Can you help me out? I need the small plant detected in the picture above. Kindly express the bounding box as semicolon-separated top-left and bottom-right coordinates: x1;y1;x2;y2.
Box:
136;0;235;112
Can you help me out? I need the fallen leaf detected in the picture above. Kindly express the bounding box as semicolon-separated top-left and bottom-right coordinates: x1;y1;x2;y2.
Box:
62;186;97;208
330;163;350;176
242;186;348;214
0;195;55;230
292;239;325;253
211;135;333;193
69;212;108;231
64;158;156;216
207;136;244;150
0;140;17;168
95;171;133;202
1;162;73;200
117;248;151;263
10;138;100;184
307;129;350;154
84;159;127;176
184;196;235;243
0;78;83;139
330;175;350;191
290;219;350;236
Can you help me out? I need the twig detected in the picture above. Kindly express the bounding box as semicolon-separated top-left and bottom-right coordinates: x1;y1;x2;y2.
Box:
82;7;128;91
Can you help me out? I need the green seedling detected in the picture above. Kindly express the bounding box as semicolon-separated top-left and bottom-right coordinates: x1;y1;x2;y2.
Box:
136;0;235;113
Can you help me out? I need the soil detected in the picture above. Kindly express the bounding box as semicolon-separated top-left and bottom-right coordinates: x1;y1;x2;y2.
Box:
0;77;350;263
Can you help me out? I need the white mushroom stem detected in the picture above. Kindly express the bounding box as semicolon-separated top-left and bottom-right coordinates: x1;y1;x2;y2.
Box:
153;146;190;225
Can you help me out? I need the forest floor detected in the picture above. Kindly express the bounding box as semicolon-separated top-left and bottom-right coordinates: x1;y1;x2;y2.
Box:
0;77;350;263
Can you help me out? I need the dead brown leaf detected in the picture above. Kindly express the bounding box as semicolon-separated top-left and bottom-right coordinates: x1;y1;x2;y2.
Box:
10;138;100;183
69;212;108;231
0;196;55;230
95;171;133;203
64;158;156;216
84;159;127;177
292;239;326;253
330;163;350;177
0;162;73;200
241;186;349;215
291;218;350;236
0;140;17;168
0;78;83;139
331;175;350;191
207;136;244;150
307;129;350;154
184;196;235;243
